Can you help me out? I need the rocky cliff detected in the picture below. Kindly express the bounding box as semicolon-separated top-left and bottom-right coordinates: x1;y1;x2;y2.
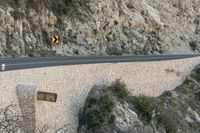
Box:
79;65;200;133
0;0;200;57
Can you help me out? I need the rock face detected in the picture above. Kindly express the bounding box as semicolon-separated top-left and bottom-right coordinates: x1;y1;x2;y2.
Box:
154;65;200;133
79;65;200;133
0;0;200;57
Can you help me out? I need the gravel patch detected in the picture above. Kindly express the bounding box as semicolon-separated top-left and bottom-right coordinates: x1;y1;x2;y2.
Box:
0;57;200;132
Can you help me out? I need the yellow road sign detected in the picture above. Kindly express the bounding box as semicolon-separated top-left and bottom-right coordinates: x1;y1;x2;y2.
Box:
51;36;59;44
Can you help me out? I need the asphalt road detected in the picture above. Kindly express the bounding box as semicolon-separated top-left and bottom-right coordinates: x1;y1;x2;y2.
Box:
0;54;200;72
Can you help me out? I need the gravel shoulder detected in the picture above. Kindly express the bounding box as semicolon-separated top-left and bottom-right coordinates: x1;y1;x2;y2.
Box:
0;57;200;132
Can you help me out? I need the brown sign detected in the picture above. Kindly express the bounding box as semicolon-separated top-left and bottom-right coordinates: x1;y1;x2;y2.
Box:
37;91;57;102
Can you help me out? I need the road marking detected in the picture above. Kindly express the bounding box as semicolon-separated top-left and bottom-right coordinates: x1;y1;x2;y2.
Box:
1;64;5;71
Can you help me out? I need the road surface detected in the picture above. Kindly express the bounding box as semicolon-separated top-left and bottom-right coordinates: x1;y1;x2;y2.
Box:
0;54;200;72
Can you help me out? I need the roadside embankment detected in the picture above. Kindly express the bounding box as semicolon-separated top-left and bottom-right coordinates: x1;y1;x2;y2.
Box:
0;57;200;132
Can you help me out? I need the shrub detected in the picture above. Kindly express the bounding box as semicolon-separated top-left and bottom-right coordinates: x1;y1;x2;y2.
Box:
156;108;190;133
47;0;78;15
106;47;123;56
195;91;200;101
132;95;156;123
41;30;51;47
109;79;129;100
93;29;98;36
80;80;129;131
195;65;200;74
191;72;200;81
10;10;25;20
83;91;115;130
0;104;23;132
189;41;198;51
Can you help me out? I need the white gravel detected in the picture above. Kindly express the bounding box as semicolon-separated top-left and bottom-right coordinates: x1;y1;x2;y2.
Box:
0;57;200;132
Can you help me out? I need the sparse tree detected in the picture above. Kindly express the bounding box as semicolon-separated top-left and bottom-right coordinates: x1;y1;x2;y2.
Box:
0;104;23;133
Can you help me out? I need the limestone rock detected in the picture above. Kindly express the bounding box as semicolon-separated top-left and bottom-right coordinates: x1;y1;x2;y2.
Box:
0;0;199;57
113;102;142;132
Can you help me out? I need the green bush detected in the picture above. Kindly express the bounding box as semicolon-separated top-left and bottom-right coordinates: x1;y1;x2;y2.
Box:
84;91;115;130
10;10;25;20
189;41;198;51
156;108;190;133
106;47;123;56
195;65;200;74
81;80;130;131
109;79;129;100
48;0;78;15
195;91;200;101
132;95;156;123
191;72;200;81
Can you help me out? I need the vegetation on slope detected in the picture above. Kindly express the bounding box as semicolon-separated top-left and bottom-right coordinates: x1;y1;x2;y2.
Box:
79;65;200;133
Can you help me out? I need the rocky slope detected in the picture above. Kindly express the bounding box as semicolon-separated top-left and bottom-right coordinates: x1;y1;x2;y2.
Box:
0;0;200;57
78;65;200;133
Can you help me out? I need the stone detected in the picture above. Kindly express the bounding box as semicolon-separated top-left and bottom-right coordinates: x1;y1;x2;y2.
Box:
0;0;200;57
113;102;142;132
144;126;155;133
185;115;195;123
25;33;37;45
16;84;37;133
187;107;200;122
194;111;200;122
146;4;163;31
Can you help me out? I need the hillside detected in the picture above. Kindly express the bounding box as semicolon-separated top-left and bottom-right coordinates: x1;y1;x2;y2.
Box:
78;65;200;133
0;0;200;57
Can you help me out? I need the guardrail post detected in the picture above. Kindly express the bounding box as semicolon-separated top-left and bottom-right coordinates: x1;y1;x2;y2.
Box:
1;64;5;71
